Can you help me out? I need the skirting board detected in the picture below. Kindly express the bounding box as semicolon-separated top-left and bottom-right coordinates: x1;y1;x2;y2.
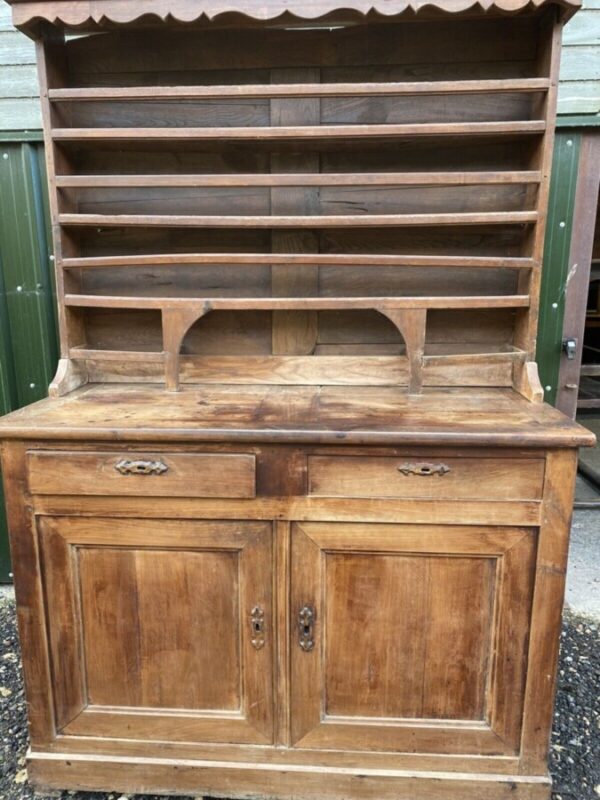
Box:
27;751;552;800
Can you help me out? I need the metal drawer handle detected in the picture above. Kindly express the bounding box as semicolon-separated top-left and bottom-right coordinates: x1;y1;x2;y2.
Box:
398;462;450;477
250;606;266;650
298;605;316;652
115;459;169;476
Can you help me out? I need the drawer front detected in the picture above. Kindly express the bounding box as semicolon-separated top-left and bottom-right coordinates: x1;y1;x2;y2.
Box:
308;455;545;501
27;451;256;498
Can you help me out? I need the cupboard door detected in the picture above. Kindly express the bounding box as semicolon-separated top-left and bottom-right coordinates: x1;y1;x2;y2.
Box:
290;522;536;755
38;516;273;744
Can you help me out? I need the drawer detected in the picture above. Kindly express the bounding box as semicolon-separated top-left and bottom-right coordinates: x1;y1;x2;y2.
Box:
307;455;545;501
27;451;256;498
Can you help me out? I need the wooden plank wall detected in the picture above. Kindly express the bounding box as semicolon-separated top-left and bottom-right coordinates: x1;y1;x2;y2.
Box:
558;0;600;116
0;0;40;130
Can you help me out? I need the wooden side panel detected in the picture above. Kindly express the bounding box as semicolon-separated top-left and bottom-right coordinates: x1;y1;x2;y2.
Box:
290;522;537;755
38;521;86;729
35;516;274;744
520;448;577;770
324;553;495;719
78;547;241;710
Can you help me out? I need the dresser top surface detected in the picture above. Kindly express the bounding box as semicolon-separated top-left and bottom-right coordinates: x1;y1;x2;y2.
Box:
0;384;593;448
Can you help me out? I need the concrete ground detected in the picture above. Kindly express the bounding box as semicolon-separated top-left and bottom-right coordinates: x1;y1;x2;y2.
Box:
566;507;600;620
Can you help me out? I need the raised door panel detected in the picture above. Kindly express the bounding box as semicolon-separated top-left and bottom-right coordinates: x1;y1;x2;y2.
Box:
38;516;273;744
290;522;536;755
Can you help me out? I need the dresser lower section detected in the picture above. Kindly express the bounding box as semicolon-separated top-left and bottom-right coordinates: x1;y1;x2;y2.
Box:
0;440;578;800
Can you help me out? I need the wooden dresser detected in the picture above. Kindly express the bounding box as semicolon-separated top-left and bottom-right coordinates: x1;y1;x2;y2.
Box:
0;0;595;797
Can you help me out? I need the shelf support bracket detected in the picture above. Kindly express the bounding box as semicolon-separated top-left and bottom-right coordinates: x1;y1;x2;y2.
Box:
513;360;544;403
48;357;88;398
379;308;427;395
162;306;209;392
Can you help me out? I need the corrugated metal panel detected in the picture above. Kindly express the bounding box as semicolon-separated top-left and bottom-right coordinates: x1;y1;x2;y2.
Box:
536;132;581;406
0;139;57;582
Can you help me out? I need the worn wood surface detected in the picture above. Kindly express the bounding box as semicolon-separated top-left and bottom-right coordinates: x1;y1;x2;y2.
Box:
0;384;593;446
0;6;592;800
3;10;569;395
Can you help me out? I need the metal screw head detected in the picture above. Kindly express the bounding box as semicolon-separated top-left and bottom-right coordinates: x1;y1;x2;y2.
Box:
2;153;8;160
559;221;566;228
49;255;55;262
567;139;573;147
16;285;23;292
29;383;36;389
545;385;552;392
552;302;558;309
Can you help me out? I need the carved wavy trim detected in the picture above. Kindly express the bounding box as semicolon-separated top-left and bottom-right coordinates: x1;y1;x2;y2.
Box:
9;0;581;29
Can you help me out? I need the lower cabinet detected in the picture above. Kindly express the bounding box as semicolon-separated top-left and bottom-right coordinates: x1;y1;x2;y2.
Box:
289;522;536;756
37;516;274;744
36;515;536;759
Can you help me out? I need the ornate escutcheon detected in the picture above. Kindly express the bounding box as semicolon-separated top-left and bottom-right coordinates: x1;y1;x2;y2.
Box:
250;606;266;650
115;459;169;476
298;605;316;652
397;462;450;477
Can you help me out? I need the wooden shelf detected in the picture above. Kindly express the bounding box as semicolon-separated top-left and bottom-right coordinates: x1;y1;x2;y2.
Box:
48;79;551;102
55;171;542;189
69;348;166;362
61;254;538;270
64;294;530;311
59;211;538;228
51;121;546;142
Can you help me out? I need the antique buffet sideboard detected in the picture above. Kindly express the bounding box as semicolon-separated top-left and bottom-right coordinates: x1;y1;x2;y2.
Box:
0;0;595;797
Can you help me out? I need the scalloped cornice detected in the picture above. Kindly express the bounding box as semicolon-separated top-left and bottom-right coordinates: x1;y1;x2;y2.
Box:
7;0;581;30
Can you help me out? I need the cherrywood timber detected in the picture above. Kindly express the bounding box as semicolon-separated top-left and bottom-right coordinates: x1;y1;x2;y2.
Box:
270;67;319;357
51;122;547;141
27;450;256;497
58;212;539;228
6;0;581;30
25;754;552;800
55;172;542;188
0;385;593;448
0;5;595;800
48;358;88;398
63;294;531;310
307;455;545;500
61;254;537;269
47;79;551;101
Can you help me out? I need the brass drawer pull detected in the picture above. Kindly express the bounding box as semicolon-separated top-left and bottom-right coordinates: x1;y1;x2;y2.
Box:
298;605;316;652
398;462;450;477
250;606;266;650
115;459;169;476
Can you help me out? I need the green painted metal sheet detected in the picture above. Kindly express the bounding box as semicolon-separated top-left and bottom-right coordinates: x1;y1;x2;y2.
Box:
0;139;57;581
537;132;581;406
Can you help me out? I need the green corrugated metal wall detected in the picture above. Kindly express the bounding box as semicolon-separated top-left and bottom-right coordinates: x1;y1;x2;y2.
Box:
0;129;590;581
536;131;582;405
0;136;58;582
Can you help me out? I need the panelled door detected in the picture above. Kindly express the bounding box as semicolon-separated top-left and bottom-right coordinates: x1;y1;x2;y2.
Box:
37;516;273;744
290;522;536;755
